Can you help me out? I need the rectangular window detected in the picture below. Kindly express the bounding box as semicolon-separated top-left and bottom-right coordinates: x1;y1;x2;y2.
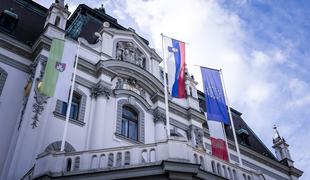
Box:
60;92;80;120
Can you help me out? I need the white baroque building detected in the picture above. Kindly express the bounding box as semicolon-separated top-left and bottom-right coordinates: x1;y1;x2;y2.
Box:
0;1;303;180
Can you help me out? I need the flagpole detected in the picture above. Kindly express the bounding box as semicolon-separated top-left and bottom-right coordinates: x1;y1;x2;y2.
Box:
219;69;243;167
161;33;171;138
60;39;81;151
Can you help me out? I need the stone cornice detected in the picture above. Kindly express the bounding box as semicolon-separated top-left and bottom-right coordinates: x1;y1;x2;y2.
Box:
102;60;164;96
0;32;32;59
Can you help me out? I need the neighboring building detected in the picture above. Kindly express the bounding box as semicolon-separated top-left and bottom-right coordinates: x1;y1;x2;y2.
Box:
0;0;303;179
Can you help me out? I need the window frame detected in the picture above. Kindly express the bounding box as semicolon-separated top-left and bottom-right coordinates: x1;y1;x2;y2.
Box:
115;99;145;143
0;67;8;96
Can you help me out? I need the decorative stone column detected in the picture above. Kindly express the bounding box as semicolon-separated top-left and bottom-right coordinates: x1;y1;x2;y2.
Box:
153;107;167;142
90;81;111;150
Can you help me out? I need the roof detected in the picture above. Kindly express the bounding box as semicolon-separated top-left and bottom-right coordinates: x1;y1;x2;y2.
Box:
66;4;149;45
0;0;47;45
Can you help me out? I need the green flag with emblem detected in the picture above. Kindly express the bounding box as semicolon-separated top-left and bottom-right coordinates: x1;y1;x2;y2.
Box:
39;38;65;97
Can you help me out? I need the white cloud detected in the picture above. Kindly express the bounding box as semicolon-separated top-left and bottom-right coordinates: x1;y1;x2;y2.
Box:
115;0;309;177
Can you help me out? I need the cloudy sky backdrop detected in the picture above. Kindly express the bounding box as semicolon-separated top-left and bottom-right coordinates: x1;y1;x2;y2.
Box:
36;0;310;178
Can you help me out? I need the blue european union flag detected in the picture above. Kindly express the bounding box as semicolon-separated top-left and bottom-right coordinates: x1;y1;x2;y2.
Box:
201;67;230;125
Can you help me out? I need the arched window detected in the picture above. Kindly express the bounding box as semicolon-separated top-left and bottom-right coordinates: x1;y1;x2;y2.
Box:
54;16;60;27
211;161;216;173
73;156;80;171
99;154;106;168
121;106;138;141
222;165;227;178
150;149;156;162
243;174;247;180
108;153;114;167
116;152;122;167
247;175;251;180
91;155;98;169
200;156;204;169
217;163;222;176
0;67;8;96
66;158;72;172
124;151;130;165
44;141;75;153
227;167;232;180
141;149;148;163
194;154;199;164
233;169;237;180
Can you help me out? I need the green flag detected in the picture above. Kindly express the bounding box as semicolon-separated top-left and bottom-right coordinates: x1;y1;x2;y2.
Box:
39;38;65;97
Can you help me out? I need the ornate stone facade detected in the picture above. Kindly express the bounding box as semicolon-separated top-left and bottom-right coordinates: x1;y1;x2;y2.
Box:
115;41;146;69
153;107;166;124
91;81;111;99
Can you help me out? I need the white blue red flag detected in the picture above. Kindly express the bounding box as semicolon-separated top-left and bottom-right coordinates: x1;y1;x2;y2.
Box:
201;67;229;161
164;37;186;98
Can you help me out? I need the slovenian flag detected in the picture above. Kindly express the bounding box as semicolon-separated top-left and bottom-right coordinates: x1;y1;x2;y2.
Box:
201;67;230;161
164;37;186;98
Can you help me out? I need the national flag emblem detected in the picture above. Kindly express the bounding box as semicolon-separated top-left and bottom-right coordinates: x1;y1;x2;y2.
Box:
164;37;186;98
55;61;66;72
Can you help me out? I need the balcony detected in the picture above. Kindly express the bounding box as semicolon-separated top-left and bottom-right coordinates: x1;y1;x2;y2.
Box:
31;137;264;179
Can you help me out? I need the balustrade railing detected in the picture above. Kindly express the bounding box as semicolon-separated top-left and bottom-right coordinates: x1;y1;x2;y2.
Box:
33;138;262;180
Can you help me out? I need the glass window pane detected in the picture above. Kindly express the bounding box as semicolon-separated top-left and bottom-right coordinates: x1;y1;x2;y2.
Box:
121;119;128;136
128;120;138;140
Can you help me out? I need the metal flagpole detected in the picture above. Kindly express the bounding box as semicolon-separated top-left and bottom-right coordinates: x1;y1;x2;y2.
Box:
60;39;81;151
219;69;243;166
161;33;171;138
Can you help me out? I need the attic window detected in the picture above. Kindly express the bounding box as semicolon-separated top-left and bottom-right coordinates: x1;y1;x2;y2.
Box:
0;8;19;33
237;126;250;146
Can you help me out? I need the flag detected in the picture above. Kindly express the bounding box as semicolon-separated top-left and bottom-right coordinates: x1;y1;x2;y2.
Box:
54;41;77;101
200;67;229;125
164;37;186;98
39;38;65;97
201;67;229;161
207;118;229;161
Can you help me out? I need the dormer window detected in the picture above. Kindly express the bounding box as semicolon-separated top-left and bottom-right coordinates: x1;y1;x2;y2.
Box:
237;126;250;146
0;8;19;33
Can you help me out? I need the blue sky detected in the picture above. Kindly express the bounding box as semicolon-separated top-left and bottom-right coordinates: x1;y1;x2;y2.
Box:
36;0;309;178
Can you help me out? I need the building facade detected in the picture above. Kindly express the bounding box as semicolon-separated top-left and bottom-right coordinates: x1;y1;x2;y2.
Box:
0;0;303;179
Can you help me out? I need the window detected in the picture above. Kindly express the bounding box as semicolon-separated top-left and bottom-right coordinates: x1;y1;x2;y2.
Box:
0;8;19;33
116;99;145;143
0;67;8;96
54;16;60;27
121;106;138;141
61;92;81;120
73;156;80;171
66;158;72;172
55;89;87;125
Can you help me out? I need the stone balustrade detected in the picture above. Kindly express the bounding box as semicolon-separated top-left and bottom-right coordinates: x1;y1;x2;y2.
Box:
32;137;264;180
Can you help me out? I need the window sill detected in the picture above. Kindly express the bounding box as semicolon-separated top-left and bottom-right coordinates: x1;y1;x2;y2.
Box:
114;133;142;144
53;111;85;127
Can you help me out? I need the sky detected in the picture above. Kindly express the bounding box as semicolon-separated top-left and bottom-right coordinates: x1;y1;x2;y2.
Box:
36;0;309;178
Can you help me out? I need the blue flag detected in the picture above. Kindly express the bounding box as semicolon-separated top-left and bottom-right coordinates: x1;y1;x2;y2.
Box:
201;67;230;125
